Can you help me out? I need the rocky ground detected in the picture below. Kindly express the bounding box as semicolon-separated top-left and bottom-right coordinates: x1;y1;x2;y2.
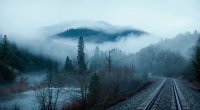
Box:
176;79;200;110
108;77;163;110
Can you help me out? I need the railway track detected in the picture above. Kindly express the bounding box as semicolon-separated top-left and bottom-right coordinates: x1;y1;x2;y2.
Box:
137;78;190;110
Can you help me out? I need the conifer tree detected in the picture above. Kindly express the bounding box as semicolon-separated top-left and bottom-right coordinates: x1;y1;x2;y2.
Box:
64;56;74;73
193;36;200;81
88;73;101;99
0;35;15;82
94;46;100;58
76;37;88;108
77;36;87;74
1;35;9;63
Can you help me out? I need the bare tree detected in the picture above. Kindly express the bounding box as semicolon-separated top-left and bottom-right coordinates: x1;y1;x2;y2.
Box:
35;71;61;110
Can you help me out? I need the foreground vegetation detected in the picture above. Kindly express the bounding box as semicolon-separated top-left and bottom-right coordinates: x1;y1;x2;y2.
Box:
57;36;148;109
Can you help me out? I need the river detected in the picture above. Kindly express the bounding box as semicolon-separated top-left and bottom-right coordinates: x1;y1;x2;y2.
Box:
0;71;80;110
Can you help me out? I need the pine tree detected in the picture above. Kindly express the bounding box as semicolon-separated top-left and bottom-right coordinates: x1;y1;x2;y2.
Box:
88;73;101;103
64;56;74;73
1;35;9;63
106;50;112;73
77;36;87;74
0;34;3;45
94;46;100;58
76;37;88;108
0;34;3;61
0;35;15;82
193;36;200;81
90;46;100;71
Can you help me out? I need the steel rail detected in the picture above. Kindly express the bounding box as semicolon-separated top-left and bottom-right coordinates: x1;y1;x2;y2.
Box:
173;79;190;110
137;78;167;110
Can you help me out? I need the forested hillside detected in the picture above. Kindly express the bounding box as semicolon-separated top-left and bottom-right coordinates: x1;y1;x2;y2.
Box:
157;31;199;58
133;31;200;79
0;35;54;83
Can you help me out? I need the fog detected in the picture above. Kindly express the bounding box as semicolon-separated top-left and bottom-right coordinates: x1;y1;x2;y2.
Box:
7;29;160;63
1;0;200;37
1;0;199;63
5;20;196;63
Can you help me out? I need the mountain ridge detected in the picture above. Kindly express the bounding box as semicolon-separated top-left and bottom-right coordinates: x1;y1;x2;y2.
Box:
55;27;147;43
44;21;148;43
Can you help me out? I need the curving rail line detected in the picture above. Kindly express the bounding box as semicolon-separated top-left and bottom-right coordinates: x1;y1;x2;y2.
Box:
137;78;190;110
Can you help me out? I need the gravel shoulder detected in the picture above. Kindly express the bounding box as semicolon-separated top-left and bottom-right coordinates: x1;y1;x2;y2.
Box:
151;79;173;110
176;79;200;110
108;77;164;110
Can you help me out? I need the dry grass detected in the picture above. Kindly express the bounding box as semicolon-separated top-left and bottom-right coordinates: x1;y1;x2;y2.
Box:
61;100;85;110
0;77;29;95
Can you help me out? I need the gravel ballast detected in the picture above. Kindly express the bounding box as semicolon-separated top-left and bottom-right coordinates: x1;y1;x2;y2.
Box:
176;80;200;110
108;77;164;110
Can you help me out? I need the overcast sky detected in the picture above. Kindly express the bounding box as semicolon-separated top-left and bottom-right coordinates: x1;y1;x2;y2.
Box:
0;0;200;37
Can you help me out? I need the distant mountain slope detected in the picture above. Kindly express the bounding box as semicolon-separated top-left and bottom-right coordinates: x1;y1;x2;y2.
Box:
157;32;199;58
44;21;148;43
133;32;199;77
135;31;199;59
56;27;147;43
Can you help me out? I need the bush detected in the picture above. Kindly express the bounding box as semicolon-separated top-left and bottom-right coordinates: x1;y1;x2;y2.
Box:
0;62;15;82
0;104;21;110
61;100;85;110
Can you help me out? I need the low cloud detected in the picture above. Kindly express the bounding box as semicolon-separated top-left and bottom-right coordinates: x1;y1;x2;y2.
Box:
8;30;161;64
